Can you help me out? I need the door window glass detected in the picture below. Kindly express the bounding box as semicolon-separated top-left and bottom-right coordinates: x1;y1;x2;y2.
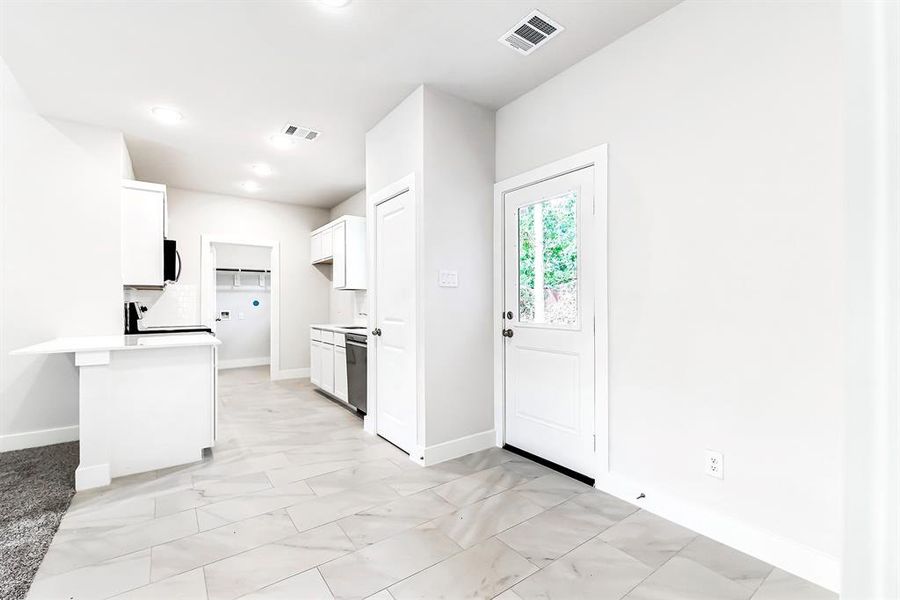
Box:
518;191;578;327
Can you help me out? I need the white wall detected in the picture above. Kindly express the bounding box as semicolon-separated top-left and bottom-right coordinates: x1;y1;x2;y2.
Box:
366;85;495;453
0;61;124;450
422;87;495;447
215;284;271;366
143;189;331;375
495;0;842;588
366;87;424;198
329;189;366;220
48;118;133;182
215;243;271;271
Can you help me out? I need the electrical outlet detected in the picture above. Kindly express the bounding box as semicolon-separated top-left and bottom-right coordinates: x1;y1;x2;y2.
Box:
705;449;724;479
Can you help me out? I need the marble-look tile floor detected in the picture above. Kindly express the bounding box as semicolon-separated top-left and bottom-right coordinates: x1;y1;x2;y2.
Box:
27;367;837;600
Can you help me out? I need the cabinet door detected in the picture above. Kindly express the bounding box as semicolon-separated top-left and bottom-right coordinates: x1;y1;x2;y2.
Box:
321;342;335;393
332;222;346;289
344;218;367;290
311;232;322;264
310;341;321;386
122;186;165;286
334;345;348;401
321;227;334;260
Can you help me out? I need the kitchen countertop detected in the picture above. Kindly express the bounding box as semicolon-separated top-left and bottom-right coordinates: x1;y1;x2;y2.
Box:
12;332;221;355
310;323;369;335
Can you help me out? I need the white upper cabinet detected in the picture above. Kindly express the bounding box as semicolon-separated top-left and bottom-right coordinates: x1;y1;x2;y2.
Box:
321;227;334;261
310;216;366;290
122;179;167;288
332;222;346;288
310;232;323;265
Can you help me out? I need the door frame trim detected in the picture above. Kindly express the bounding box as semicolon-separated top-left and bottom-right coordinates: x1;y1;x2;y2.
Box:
364;173;423;459
493;144;609;481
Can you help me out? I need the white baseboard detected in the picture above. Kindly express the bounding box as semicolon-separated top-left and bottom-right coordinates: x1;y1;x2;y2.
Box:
271;368;310;381
594;471;840;593
420;429;497;466
75;462;110;491
0;425;79;452
218;357;271;370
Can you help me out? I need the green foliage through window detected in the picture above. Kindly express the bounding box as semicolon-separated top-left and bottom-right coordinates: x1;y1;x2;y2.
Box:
518;192;577;325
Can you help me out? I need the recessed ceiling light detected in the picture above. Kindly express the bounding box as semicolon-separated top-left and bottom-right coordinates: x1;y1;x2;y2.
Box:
318;0;352;7
268;134;296;150
240;181;261;193
250;164;273;177
150;106;183;124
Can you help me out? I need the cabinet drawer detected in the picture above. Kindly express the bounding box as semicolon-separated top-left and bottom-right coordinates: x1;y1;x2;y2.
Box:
320;330;335;344
311;328;323;342
334;333;345;348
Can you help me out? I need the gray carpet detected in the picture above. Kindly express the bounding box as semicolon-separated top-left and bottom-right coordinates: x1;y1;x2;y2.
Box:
0;442;79;600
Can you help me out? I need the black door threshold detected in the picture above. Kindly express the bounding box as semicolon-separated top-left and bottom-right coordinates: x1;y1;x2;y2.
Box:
503;444;595;486
378;435;409;456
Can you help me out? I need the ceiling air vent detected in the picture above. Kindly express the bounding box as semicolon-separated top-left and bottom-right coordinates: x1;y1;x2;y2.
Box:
280;123;321;141
499;10;564;56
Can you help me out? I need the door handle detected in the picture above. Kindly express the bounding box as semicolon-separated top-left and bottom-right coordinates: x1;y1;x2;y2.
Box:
502;328;514;338
372;328;382;337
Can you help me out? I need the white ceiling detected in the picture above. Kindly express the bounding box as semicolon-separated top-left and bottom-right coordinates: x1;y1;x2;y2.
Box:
0;0;678;208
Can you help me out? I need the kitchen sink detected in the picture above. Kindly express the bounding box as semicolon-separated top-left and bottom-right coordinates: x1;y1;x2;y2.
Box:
340;326;367;330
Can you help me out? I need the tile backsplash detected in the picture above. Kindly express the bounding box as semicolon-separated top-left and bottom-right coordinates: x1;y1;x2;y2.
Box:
126;284;199;327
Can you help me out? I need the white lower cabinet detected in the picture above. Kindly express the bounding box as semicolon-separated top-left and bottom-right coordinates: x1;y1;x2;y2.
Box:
310;340;321;387
320;341;335;394
310;327;348;402
334;345;348;401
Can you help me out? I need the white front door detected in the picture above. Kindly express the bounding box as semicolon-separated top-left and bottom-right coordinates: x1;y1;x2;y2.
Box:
373;189;416;453
503;166;596;477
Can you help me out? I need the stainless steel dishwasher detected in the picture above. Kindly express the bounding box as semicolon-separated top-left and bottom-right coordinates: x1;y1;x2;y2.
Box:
345;332;367;414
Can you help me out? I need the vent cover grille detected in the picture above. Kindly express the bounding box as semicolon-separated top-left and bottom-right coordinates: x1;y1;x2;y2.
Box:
499;10;563;55
280;123;321;141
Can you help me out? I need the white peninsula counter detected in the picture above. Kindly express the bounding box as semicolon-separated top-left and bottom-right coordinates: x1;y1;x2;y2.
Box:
13;333;220;490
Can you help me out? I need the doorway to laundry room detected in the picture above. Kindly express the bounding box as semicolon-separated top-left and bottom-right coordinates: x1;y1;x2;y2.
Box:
212;242;273;370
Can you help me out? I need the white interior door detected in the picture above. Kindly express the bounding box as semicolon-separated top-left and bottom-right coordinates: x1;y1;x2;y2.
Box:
374;189;416;453
503;166;595;476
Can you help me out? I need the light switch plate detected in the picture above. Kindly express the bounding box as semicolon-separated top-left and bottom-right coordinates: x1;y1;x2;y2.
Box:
439;270;459;288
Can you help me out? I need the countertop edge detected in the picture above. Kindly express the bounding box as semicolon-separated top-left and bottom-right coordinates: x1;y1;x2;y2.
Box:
12;333;221;356
310;323;368;335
